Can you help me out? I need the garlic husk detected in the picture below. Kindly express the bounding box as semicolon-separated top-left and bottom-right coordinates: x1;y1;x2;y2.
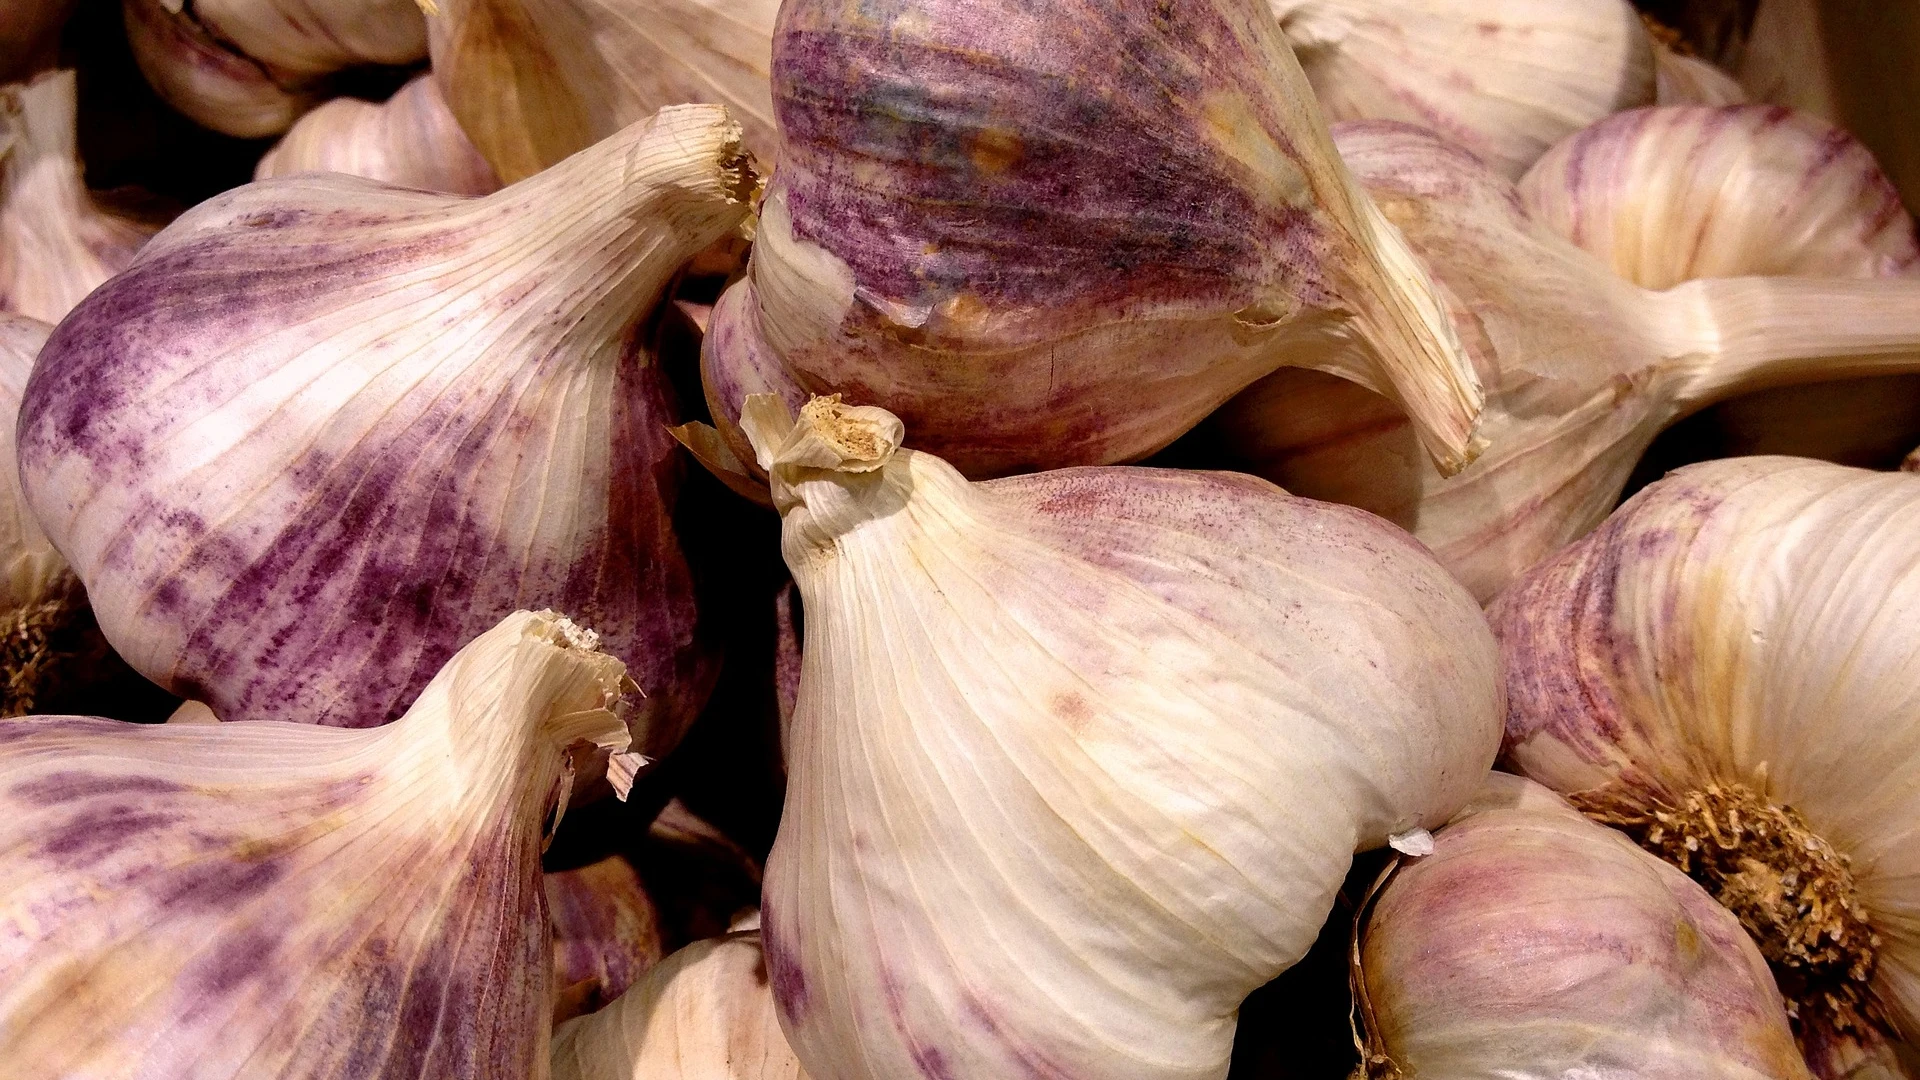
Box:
1269;0;1655;179
702;0;1486;483
1212;121;1920;601
1654;41;1750;105
0;609;633;1077
1358;772;1811;1080
122;0;319;138
1490;456;1920;1069
747;395;1501;1080
426;0;780;182
1;71;165;325
254;74;501;196
549;855;665;1023
0;0;73;83
551;931;807;1080
19;106;754;751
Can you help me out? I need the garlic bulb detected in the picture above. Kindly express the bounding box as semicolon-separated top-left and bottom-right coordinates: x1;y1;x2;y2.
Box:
1491;456;1920;1074
0;609;636;1077
426;0;780;182
1357;772;1811;1080
1654;42;1749;105
1212;121;1920;601
19;106;753;750
549;855;665;1023
1268;0;1655;179
552;931;807;1080
746;395;1501;1080
1;71;163;325
0;0;73;83
703;0;1487;483
125;0;424;137
255;74;501;196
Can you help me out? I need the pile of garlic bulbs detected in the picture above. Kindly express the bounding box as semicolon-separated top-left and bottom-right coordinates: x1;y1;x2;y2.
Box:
1;1;1917;1079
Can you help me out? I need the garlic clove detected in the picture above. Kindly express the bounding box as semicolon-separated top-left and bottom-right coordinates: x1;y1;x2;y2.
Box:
548;855;666;1024
254;73;501;196
1358;772;1813;1080
0;0;74;84
1269;0;1656;179
121;0;319;138
426;0;781;182
19;106;755;753
703;0;1486;481
1653;41;1750;105
0;609;633;1077
1490;456;1920;1068
747;394;1502;1080
1;70;166;325
551;931;808;1080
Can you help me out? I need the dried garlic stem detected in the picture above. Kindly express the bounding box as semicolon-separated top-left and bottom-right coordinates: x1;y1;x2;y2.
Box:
0;570;84;715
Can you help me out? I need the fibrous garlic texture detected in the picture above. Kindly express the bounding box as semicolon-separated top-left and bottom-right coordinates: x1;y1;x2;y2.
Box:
124;0;425;137
552;932;806;1080
746;395;1501;1080
0;609;636;1078
549;855;665;1023
1;71;163;325
426;0;781;182
1492;456;1920;1077
255;74;500;196
19;106;753;750
1212;121;1920;601
1356;773;1811;1080
1267;0;1655;179
702;0;1487;482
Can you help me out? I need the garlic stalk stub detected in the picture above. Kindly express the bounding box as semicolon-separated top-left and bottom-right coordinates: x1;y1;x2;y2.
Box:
1212;121;1920;601
703;0;1486;482
1268;0;1656;179
552;931;808;1080
1491;456;1920;1073
20;106;753;750
548;855;665;1023
748;395;1501;1080
1357;773;1811;1080
0;609;635;1078
1;71;164;325
255;74;501;196
426;0;781;182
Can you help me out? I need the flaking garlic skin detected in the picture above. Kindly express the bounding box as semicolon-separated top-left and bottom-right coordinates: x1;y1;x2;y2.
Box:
254;74;501;196
0;609;633;1079
18;106;754;751
703;0;1486;482
746;396;1502;1080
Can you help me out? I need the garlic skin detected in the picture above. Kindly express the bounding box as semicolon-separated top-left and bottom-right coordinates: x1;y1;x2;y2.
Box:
1212;121;1920;601
0;609;635;1078
426;0;781;182
747;395;1501;1080
551;931;807;1080
1491;456;1920;1069
1268;0;1655;179
121;0;319;138
1653;42;1749;105
548;855;665;1023
703;0;1486;483
1;71;164;325
19;106;753;749
255;74;501;196
1359;773;1811;1080
0;315;61;610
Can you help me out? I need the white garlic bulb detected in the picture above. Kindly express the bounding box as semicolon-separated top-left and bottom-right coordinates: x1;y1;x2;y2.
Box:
0;609;637;1077
1212;121;1920;601
548;855;665;1023
1492;456;1920;1075
255;74;500;196
1653;41;1749;105
1268;0;1655;179
552;931;808;1080
1359;772;1812;1080
744;394;1501;1080
426;0;781;181
1;70;163;325
19;106;753;750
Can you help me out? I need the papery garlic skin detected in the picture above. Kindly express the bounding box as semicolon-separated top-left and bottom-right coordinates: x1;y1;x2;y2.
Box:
1361;773;1811;1080
748;396;1502;1080
0;315;61;609
1653;43;1749;105
1;71;163;325
255;74;501;196
1269;0;1655;180
1491;457;1920;1058
549;855;665;1023
427;0;781;181
552;932;807;1080
19;106;752;749
121;0;319;137
0;609;634;1078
